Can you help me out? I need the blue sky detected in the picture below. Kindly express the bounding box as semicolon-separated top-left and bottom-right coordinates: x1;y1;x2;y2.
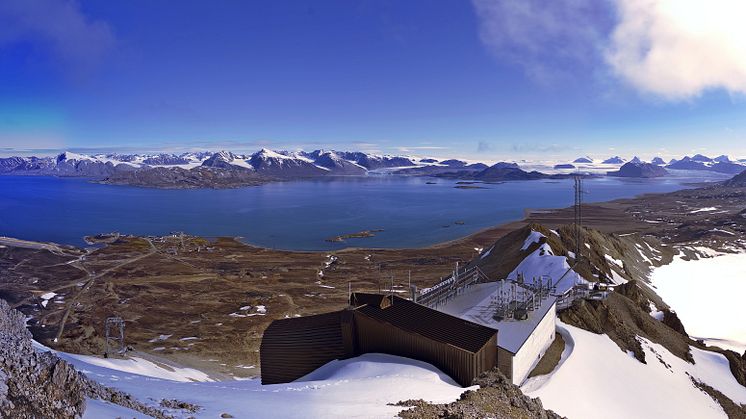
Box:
1;0;746;161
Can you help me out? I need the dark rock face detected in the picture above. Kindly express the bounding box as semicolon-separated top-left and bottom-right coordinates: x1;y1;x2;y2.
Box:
662;311;688;337
0;299;86;418
607;162;668;178
397;368;564;419
0;299;170;419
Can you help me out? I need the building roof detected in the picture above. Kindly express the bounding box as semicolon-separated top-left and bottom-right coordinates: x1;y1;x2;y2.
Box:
436;282;557;354
350;292;497;353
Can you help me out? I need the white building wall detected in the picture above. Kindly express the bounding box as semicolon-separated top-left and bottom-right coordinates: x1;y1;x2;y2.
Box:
511;303;557;385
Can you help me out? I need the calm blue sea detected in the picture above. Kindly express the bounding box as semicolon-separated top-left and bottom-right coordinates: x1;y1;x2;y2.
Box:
0;174;725;250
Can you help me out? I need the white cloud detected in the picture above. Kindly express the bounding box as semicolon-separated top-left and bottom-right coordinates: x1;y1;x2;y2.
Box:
472;0;746;100
395;146;449;152
0;0;115;76
606;0;746;100
471;0;609;83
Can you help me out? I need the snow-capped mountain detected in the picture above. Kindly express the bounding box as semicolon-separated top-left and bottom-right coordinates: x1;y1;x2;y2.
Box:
201;151;253;170
310;150;367;175
602;156;626;164
0;148;424;180
331;151;417;170
666;155;746;174
691;153;713;163
2;149;744;186
247;148;327;177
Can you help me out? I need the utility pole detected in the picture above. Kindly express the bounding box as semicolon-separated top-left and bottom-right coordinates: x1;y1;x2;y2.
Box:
104;317;126;358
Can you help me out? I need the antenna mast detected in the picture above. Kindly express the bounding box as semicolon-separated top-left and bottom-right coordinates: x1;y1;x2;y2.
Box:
573;175;583;263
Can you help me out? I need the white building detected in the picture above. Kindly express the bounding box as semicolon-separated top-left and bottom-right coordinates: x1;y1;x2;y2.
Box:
437;281;557;385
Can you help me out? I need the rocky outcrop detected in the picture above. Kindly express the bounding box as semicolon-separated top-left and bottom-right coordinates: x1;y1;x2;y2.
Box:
0;299;169;419
1;298;86;418
397;368;564;419
662;310;688;337
607;162;668;178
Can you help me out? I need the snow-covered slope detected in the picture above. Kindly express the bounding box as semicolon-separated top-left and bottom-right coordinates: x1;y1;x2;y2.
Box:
57;351;473;419
509;243;587;294
522;322;746;419
650;250;746;351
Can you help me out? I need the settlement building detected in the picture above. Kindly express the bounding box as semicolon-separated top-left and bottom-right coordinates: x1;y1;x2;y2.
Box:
260;293;498;387
433;279;558;385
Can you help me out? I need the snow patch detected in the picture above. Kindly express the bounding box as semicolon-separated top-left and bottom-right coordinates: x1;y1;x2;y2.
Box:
690;207;718;214
521;230;546;251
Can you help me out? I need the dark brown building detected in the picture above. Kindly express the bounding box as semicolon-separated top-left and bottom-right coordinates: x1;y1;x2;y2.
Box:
260;293;497;387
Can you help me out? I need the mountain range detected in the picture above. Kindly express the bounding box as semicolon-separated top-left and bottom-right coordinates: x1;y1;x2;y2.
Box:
1;150;745;188
0;149;420;180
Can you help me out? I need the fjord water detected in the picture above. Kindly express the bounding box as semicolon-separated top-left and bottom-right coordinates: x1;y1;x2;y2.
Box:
0;174;720;250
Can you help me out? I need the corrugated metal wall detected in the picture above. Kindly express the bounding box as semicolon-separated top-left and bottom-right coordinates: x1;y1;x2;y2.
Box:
497;346;513;381
352;311;496;386
260;311;348;385
260;300;499;387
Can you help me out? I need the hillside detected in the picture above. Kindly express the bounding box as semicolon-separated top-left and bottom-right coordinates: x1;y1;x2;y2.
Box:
724;170;746;187
100;166;271;189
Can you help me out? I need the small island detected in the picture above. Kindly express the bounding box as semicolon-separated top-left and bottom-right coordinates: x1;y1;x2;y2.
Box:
325;229;384;243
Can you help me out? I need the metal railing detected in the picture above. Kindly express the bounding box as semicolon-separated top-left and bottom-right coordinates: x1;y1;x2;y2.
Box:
416;265;490;308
